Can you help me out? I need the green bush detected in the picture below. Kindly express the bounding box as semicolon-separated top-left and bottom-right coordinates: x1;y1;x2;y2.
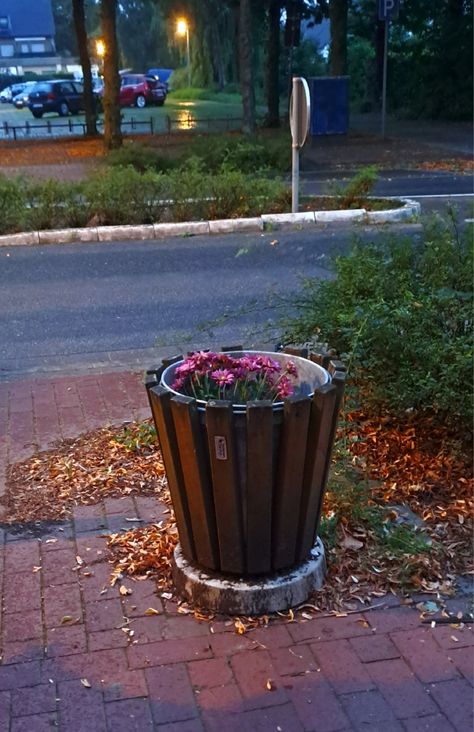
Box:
185;133;291;174
107;141;176;173
26;180;90;231
84;167;167;225
283;213;473;424
328;165;379;209
0;176;26;234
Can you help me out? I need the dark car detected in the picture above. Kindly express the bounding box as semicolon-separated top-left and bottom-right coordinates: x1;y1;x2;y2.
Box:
27;79;93;118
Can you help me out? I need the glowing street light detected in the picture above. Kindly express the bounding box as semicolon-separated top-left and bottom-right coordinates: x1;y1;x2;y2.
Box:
95;39;106;58
176;18;191;87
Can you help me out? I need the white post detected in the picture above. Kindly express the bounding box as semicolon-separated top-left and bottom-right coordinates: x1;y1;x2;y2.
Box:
292;142;299;213
291;77;299;213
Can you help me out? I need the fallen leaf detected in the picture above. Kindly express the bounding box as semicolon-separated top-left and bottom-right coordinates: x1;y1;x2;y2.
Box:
265;679;276;691
144;608;160;616
119;586;132;596
340;535;363;551
80;679;91;688
60;615;74;625
450;635;459;642
234;618;247;635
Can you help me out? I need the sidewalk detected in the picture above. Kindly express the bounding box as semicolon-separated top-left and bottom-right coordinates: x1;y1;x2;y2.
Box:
0;371;472;732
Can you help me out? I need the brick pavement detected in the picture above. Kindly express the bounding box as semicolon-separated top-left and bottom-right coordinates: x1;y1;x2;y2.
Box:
0;371;472;732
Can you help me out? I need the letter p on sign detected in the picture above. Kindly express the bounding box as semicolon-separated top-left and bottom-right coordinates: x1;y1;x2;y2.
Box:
378;0;399;20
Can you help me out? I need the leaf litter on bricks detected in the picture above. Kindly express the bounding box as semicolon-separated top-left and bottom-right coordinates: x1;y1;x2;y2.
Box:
3;414;473;631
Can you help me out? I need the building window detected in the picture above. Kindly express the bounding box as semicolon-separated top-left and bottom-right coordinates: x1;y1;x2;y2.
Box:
21;43;29;53
0;44;14;58
0;16;10;31
31;42;45;53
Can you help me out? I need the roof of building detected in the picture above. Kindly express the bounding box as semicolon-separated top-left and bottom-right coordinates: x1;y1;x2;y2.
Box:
0;0;55;38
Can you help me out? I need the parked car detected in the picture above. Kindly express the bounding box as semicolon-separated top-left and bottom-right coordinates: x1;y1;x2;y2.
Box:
27;79;97;118
99;74;167;108
0;82;26;104
13;82;37;109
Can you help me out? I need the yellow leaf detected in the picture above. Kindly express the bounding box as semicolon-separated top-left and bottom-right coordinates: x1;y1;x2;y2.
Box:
60;615;74;625
144;607;160;616
234;618;246;635
266;679;276;691
119;586;132;596
80;678;91;688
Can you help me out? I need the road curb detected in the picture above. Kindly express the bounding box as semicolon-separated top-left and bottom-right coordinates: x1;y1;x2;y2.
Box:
0;199;420;247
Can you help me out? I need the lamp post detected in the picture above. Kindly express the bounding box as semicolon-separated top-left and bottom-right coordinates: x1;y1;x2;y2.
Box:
176;18;190;87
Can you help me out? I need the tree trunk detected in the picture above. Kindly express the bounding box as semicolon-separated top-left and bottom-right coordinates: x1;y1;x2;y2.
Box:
329;0;348;76
101;0;122;150
266;0;281;127
239;0;256;134
72;0;97;137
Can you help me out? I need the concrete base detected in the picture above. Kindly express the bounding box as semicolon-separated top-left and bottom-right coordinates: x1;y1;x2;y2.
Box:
171;539;326;615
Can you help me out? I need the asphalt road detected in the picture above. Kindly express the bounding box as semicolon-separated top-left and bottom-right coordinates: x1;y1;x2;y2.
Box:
0;223;421;379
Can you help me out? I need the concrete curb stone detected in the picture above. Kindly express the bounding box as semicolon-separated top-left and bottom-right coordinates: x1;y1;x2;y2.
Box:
0;199;421;247
97;224;155;242
209;217;263;234
38;227;99;245
153;221;210;238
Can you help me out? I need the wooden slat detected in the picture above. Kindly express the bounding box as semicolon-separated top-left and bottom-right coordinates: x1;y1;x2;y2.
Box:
206;400;245;573
272;395;311;570
311;370;347;544
283;346;309;358
246;401;274;574
148;386;195;560
221;345;243;352
171;395;219;570
328;359;346;375
296;383;337;561
310;351;331;369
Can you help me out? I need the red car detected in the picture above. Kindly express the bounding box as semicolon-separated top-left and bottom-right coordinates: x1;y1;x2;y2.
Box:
110;73;167;108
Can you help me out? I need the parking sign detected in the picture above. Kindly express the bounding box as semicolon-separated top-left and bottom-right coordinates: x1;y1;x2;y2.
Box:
378;0;400;21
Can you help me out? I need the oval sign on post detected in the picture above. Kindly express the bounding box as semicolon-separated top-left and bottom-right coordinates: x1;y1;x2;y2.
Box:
290;77;310;149
289;77;310;212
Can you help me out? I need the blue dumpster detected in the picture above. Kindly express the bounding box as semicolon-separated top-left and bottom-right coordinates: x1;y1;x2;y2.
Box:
309;76;349;135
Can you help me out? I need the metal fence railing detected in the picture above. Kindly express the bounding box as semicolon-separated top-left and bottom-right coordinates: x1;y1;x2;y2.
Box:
0;114;255;141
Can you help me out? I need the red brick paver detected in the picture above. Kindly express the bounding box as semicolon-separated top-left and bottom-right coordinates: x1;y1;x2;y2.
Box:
0;369;472;731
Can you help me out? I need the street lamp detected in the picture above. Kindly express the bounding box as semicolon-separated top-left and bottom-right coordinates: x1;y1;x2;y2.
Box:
96;39;105;59
95;39;105;73
176;18;191;87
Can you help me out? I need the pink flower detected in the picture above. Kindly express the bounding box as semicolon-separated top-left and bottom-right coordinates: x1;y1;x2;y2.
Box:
276;376;294;399
211;369;235;386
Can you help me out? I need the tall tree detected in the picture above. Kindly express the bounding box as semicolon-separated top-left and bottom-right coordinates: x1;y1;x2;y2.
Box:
266;0;281;127
329;0;348;75
239;0;256;133
101;0;122;149
72;0;98;136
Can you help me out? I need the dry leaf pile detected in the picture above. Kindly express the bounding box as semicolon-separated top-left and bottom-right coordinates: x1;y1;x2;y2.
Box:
314;411;473;610
5;422;166;523
417;159;474;173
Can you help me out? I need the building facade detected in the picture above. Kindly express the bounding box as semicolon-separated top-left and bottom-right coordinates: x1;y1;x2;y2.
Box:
0;0;63;75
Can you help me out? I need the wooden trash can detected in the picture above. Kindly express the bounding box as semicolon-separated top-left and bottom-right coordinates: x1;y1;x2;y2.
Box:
145;348;345;577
